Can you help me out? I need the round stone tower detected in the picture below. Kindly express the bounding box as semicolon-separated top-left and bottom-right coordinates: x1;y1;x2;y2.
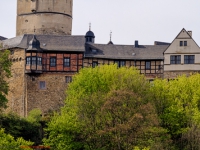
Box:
16;0;73;36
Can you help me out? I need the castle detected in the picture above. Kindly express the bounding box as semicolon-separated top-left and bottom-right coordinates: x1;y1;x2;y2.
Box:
0;0;200;116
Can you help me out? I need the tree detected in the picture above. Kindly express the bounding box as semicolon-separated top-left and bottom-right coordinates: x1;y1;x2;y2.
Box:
0;111;43;145
0;50;12;110
151;74;200;150
44;65;172;149
0;128;33;150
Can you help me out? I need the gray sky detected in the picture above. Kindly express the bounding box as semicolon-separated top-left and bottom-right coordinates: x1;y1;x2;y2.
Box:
0;0;200;45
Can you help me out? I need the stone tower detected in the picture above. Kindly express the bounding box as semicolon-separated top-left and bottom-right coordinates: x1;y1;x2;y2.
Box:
16;0;73;36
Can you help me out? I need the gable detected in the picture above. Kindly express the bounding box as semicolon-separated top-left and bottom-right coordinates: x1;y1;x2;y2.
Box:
164;28;200;54
176;29;191;39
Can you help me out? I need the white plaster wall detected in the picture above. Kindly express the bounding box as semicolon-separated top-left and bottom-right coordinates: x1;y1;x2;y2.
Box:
164;29;200;71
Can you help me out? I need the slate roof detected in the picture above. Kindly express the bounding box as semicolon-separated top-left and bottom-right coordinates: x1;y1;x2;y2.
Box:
1;34;85;52
0;36;7;41
85;43;169;60
1;34;169;60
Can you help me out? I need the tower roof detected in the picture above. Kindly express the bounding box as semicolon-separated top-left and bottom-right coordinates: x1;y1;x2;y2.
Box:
85;31;95;38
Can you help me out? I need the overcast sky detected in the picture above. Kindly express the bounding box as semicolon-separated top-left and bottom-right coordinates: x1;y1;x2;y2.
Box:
0;0;200;45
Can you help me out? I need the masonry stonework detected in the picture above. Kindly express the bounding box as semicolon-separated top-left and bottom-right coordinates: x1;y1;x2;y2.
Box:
164;71;200;79
6;48;26;116
16;0;73;36
26;73;73;115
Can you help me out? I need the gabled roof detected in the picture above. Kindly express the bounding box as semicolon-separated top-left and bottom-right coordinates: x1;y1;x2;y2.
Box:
164;28;200;53
1;34;85;52
85;43;168;60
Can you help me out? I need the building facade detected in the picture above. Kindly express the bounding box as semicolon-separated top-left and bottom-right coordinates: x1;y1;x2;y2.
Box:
164;29;200;78
0;0;200;116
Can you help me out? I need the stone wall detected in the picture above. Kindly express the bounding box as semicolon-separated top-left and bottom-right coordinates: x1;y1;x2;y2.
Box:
26;73;74;115
16;0;73;36
164;71;200;79
6;48;26;116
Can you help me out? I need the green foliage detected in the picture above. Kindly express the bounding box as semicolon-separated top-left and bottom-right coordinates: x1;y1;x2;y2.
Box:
0;112;42;145
44;65;171;149
0;128;33;150
151;74;200;149
0;50;12;109
43;112;83;150
134;147;150;150
27;109;42;126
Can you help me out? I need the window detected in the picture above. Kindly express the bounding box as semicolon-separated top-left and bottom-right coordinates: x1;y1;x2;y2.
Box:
39;81;46;89
26;57;42;65
65;76;72;83
64;57;70;67
180;41;187;46
170;55;181;64
114;60;125;67
180;41;183;46
37;57;42;65
92;61;98;68
50;57;56;67
92;49;97;54
184;41;187;46
145;61;151;70
26;57;31;65
32;57;36;65
184;55;194;64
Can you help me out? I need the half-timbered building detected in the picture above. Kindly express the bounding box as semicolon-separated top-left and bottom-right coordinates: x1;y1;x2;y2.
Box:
0;0;200;116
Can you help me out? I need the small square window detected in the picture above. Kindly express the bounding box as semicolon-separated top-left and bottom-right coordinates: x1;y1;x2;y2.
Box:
39;81;46;89
65;76;72;83
92;61;98;68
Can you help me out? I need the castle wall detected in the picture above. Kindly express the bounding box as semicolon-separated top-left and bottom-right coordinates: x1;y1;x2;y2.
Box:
26;73;74;115
6;48;26;116
16;0;73;35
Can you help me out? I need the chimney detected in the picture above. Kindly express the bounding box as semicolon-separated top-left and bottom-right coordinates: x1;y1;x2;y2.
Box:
188;31;192;37
135;40;139;48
